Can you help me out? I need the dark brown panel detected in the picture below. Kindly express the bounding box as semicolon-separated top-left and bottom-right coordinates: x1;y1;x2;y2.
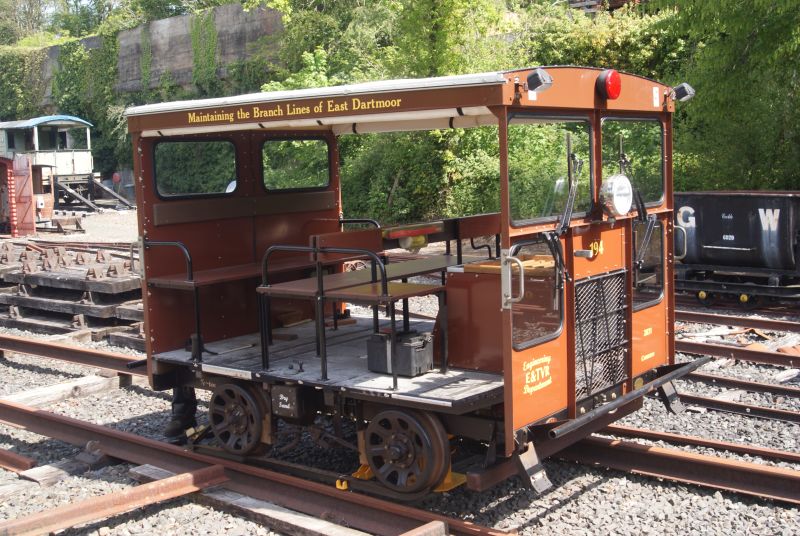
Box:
253;191;337;217
153;191;337;226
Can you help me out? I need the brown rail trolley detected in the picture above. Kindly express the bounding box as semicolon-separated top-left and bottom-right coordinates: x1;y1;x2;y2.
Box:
126;66;699;497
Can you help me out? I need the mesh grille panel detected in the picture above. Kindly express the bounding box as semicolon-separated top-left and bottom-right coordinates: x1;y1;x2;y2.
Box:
574;270;628;401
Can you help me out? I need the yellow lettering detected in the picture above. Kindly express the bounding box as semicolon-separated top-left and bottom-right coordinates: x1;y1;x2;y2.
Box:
643;327;653;337
252;106;284;118
641;351;656;362
521;355;553;395
326;99;349;112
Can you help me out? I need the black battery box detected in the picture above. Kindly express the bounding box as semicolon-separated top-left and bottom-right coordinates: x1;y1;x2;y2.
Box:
367;332;434;377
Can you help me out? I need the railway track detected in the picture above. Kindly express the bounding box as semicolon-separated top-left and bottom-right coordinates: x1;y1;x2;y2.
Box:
676;309;800;334
0;398;504;536
560;434;800;506
0;330;797;528
675;340;797;368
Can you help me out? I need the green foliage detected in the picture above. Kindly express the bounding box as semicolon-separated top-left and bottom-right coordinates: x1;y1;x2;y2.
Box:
508;121;592;222
155;140;236;195
392;0;505;76
0;46;46;119
263;139;329;190
341;131;447;224
52;35;127;175
515;3;686;80
139;24;152;94
227;54;277;94
444;127;501;217
15;32;73;47
190;9;220;96
601;120;663;203
660;0;800;190
3;0;792;221
262;47;335;91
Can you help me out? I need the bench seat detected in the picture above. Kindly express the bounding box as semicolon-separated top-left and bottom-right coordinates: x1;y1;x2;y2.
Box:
256;254;457;298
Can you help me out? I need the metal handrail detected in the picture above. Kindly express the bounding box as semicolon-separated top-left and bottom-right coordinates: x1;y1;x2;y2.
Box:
261;244;388;294
143;240;193;281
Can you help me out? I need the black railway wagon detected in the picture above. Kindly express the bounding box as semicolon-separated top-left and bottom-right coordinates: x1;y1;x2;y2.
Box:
674;191;800;302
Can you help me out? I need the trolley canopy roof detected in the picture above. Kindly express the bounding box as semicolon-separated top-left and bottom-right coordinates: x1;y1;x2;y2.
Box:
125;67;673;137
0;115;93;130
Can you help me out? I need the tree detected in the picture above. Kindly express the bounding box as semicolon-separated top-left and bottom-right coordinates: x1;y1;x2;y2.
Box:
662;0;800;190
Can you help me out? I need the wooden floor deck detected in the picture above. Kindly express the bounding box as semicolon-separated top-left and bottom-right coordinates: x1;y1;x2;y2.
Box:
155;313;503;413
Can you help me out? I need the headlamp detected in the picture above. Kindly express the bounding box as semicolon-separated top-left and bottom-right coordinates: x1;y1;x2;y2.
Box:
600;174;633;216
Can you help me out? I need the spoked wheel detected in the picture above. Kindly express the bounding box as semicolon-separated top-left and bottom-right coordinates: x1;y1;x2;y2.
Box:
209;383;268;456
365;409;449;494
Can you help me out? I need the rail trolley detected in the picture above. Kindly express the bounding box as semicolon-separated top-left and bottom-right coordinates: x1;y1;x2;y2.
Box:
126;66;699;497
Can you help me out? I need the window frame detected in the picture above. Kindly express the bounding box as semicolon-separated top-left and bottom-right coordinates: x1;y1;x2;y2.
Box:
152;137;239;200
260;135;332;194
506;112;594;229
600;116;665;208
632;220;665;312
509;236;565;351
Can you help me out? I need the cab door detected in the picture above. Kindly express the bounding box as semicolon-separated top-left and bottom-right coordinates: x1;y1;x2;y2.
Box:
499;113;593;455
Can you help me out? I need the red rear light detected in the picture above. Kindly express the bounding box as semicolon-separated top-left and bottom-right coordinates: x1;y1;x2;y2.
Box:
596;69;621;100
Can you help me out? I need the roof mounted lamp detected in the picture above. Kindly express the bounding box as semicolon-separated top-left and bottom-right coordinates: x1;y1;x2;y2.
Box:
596;69;622;100
671;82;695;102
526;68;553;93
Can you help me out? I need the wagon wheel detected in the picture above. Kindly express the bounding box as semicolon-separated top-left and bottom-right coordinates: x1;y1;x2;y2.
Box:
365;410;449;494
695;290;716;307
738;293;759;309
209;383;268;456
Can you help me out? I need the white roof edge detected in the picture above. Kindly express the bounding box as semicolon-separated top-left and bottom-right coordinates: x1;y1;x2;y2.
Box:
125;72;509;117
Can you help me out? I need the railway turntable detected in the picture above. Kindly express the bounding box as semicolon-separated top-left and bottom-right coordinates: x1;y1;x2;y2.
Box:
125;66;700;497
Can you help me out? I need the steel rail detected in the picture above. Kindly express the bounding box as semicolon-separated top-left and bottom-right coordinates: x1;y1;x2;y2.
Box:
676;310;800;334
686;371;800;398
675;340;797;368
677;393;800;423
0;333;146;376
602;425;800;464
0;399;506;536
560;436;800;505
0;448;35;472
0;465;228;536
675;296;800;317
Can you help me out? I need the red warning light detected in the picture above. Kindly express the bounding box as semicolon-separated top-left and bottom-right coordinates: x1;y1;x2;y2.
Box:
596;69;622;100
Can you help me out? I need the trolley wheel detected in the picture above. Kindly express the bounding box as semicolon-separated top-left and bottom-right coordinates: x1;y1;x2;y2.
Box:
209;383;268;456
365;409;450;494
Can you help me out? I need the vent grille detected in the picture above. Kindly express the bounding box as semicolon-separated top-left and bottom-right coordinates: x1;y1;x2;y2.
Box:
574;270;628;401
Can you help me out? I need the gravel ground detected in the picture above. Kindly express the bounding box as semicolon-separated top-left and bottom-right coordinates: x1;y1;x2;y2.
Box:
0;226;798;534
40;210;138;243
3;315;798;535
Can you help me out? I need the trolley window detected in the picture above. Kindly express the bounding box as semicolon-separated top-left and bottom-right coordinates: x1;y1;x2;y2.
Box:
633;220;664;309
508;117;591;226
154;140;237;197
601;119;663;205
262;139;329;191
510;239;563;349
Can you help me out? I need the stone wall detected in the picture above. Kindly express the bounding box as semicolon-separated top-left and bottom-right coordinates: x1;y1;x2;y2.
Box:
116;3;282;93
39;3;282;107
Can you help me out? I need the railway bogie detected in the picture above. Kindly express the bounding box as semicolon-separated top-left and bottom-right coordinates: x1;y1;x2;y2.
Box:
125;66;697;497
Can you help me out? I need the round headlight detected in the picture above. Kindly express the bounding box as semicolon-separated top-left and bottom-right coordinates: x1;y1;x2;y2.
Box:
600;174;633;216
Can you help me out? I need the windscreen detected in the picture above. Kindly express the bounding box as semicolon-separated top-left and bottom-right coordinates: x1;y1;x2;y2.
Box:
507;117;592;226
602;119;663;204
